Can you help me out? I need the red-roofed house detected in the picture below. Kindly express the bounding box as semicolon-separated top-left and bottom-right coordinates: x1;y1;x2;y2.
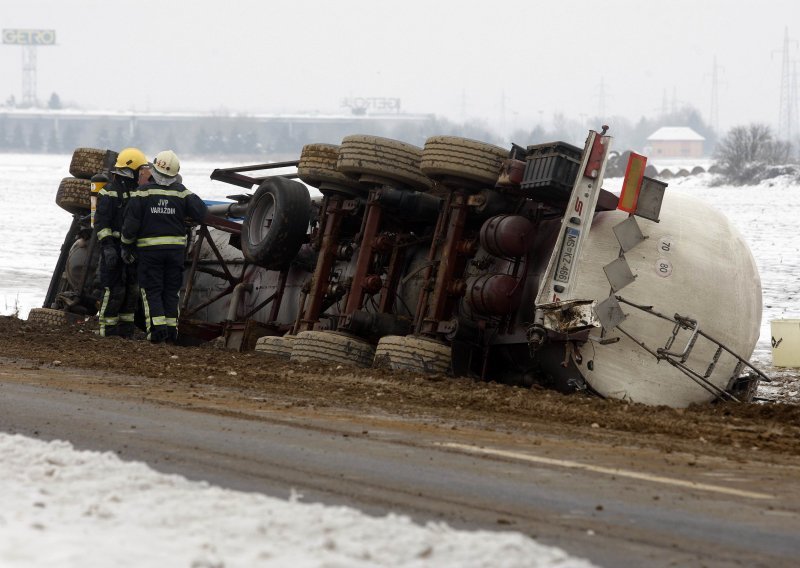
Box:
646;127;705;158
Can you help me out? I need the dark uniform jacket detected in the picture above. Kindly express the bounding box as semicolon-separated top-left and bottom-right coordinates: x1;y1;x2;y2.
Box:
121;182;208;250
95;178;135;242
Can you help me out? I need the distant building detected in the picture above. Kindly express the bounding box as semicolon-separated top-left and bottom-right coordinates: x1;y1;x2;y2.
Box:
646;126;705;158
0;107;435;158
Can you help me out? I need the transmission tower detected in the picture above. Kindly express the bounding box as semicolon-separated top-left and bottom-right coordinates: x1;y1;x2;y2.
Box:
22;45;37;106
790;59;800;148
777;27;798;141
709;56;721;133
2;29;56;107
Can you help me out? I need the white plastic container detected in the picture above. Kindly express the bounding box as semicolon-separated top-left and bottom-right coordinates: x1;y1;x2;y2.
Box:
771;320;800;368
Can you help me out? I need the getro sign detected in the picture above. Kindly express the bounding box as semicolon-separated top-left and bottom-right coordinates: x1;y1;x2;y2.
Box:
2;29;56;45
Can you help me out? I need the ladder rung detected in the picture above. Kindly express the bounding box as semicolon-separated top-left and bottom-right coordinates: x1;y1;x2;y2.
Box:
704;346;724;377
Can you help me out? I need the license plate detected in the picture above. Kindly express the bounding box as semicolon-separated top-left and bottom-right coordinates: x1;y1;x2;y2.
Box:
554;227;580;284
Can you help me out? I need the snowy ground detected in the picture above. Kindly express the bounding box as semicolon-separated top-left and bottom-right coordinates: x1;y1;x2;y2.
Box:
0;433;593;568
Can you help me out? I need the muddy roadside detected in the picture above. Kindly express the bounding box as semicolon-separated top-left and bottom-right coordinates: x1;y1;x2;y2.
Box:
1;315;799;464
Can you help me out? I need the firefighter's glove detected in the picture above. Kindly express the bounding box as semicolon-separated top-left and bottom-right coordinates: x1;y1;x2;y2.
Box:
121;244;137;265
101;241;120;272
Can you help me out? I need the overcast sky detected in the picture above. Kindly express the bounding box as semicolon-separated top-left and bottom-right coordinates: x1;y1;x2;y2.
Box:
2;0;798;134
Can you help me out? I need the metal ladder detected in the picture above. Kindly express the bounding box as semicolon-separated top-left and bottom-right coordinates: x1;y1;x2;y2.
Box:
613;296;771;402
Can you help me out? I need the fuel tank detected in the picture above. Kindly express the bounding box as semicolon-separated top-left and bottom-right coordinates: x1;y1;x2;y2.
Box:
569;192;762;407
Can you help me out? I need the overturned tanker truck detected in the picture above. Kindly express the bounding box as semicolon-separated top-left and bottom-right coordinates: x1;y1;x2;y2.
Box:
40;127;769;408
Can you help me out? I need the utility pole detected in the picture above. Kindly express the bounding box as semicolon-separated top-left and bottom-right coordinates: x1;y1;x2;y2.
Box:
596;77;607;119
671;86;678;115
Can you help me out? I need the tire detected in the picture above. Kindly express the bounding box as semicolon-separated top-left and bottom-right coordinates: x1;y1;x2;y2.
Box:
297;143;364;193
420;136;507;186
290;330;375;367
254;335;297;358
69;147;116;180
373;335;451;374
337;135;433;191
65;237;96;290
27;307;79;326
56;177;91;215
241;176;311;270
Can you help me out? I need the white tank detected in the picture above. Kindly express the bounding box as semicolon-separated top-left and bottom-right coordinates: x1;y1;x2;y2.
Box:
570;193;762;407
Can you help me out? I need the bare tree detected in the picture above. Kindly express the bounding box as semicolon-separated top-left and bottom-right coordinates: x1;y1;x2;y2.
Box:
713;123;793;184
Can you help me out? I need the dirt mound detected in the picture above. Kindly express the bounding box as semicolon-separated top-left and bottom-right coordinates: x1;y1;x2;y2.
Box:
2;315;799;461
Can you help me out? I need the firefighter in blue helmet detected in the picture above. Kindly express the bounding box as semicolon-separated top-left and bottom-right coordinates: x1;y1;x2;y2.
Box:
120;150;208;343
94;147;147;338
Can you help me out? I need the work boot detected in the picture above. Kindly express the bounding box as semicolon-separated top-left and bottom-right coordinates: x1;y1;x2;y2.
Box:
165;328;178;345
149;327;169;344
100;325;119;338
118;322;135;339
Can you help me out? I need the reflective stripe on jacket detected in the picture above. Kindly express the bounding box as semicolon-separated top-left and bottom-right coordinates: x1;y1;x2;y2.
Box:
94;179;134;243
121;182;208;249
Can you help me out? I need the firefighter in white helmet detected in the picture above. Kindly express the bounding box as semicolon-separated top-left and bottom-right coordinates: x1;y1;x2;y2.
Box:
94;147;147;338
121;150;208;343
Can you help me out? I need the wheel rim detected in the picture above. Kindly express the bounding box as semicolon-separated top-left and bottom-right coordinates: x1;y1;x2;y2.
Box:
250;193;276;245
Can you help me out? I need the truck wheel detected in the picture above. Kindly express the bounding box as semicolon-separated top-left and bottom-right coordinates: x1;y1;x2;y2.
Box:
297;143;364;194
290;330;375;367
56;177;91;215
27;308;79;326
241;176;311;270
65;236;96;291
69;147;115;180
254;335;297;359
337;135;433;191
373;335;451;374
420;136;507;187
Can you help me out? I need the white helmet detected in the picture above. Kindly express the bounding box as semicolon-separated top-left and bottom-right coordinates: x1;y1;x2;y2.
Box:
150;150;180;185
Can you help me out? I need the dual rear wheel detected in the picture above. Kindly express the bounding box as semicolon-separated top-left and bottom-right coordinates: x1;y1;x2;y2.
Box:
257;330;452;375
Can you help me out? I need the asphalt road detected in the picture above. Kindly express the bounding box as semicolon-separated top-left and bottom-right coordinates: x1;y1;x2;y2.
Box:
2;378;798;568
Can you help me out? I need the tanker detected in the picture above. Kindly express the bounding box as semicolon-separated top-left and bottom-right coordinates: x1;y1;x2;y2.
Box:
37;127;768;407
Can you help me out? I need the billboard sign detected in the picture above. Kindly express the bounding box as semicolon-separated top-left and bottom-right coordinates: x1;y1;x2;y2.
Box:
341;97;401;113
2;29;56;45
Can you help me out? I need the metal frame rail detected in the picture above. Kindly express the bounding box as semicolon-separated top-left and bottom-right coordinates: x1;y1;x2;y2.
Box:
210;160;300;189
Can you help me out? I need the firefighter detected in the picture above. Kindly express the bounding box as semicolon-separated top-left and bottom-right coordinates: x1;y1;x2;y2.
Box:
121;150;208;344
94;147;147;338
